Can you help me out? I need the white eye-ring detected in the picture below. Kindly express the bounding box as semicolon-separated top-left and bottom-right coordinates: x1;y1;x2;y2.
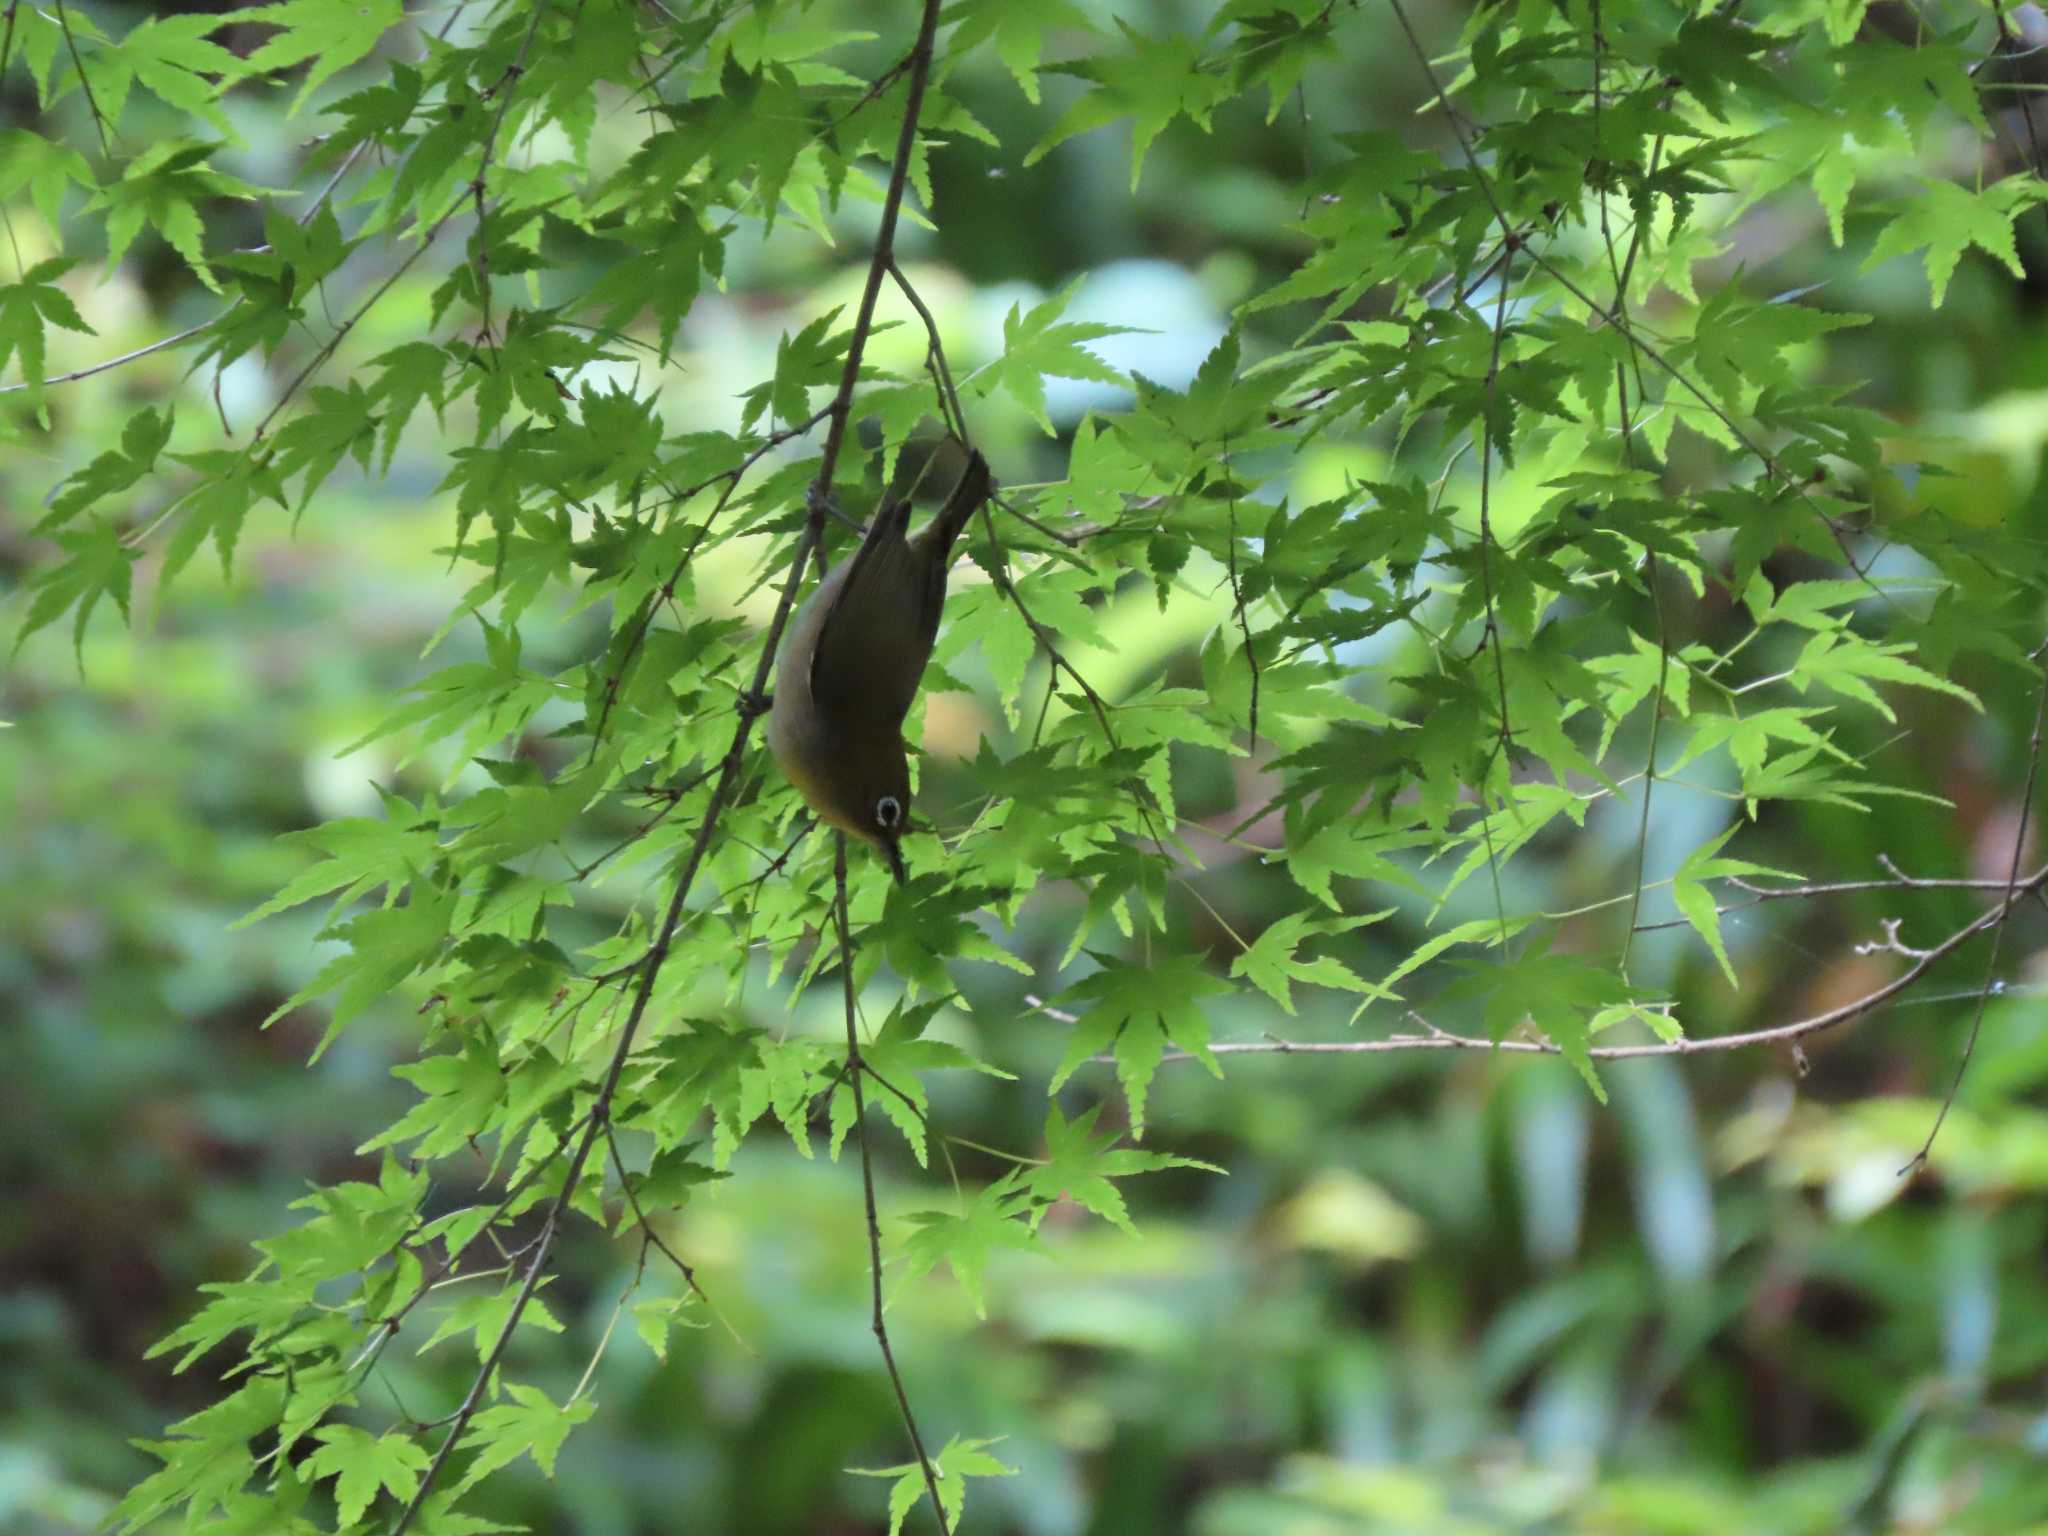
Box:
875;795;902;829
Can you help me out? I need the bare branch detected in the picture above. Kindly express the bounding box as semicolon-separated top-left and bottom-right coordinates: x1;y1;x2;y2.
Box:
1906;654;2048;1168
1037;863;2048;1068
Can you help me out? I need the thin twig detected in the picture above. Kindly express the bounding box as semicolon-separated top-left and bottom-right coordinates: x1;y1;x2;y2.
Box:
833;837;951;1533
467;0;554;354
1072;863;2048;1066
53;0;111;158
1905;652;2048;1169
1623;866;2038;934
1593;3;1670;985
0;1;21;92
1614;441;1665;981
1994;8;2046;182
987;488;1083;548
886;258;968;442
810;0;945;486
582;408;831;762
1472;244;1516;951
599;1117;750;1351
1223;441;1261;751
0;317;221;396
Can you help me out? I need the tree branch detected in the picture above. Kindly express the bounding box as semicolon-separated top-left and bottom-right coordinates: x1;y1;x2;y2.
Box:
1906;651;2048;1167
385;0;956;1520
1038;862;2048;1066
834;836;951;1533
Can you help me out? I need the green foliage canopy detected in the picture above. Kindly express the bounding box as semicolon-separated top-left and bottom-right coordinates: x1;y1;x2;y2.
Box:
7;0;2048;1530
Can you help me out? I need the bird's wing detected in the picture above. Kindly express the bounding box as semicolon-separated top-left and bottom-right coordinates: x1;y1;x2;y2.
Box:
808;498;928;731
808;496;912;700
910;451;993;648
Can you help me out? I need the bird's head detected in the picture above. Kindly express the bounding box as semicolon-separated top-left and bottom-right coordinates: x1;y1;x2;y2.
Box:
807;731;912;884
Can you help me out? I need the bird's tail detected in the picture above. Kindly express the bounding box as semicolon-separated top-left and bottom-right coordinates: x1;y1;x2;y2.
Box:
917;450;994;566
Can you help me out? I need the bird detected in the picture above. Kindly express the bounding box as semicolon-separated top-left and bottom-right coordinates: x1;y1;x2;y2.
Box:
767;450;993;882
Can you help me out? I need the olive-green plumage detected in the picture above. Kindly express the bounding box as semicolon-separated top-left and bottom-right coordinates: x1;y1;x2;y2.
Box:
768;451;993;882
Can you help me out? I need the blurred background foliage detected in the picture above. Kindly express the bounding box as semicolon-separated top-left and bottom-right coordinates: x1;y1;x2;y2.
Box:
7;0;2048;1532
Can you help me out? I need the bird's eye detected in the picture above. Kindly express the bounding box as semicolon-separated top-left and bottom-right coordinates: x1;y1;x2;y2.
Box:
875;795;902;829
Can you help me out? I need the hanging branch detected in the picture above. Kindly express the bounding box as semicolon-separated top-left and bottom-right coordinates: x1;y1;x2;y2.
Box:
1589;0;1670;984
834;837;952;1533
52;0;112;158
383;0;954;1525
467;0;559;355
1905;652;2048;1168
1471;245;1517;954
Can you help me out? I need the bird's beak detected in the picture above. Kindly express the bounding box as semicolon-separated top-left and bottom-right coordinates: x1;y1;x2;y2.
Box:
882;834;907;885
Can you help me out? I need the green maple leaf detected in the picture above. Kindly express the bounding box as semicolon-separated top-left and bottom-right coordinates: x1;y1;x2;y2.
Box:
944;0;1094;102
304;1425;431;1527
266;881;458;1053
90;139;269;291
111;1377;285;1532
147;1268;310;1373
585;215;715;357
453;1383;595;1491
1655;14;1790;120
0;256;95;422
1048;954;1227;1136
963;282;1129;432
1282;820;1430;910
900;1180;1038;1316
836;1000;1013;1166
259;1162;424;1285
1023;1103;1218;1234
1442;939;1642;1099
1212;0;1341;118
14;521;142;663
1670;827;1798;986
109;14;242;134
1230;909;1394;1015
36;406;176;534
626;1141;728;1215
1669;706;1842;781
368;1033;507;1159
1834;29;1986;149
1789;631;1983;720
1026;21;1230;189
226;0;407;113
160;450;288;587
416;1282;563;1363
741;305;848;432
0;129;95;232
1864;177;2048;306
235;788;443;927
852;1434;1019;1536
